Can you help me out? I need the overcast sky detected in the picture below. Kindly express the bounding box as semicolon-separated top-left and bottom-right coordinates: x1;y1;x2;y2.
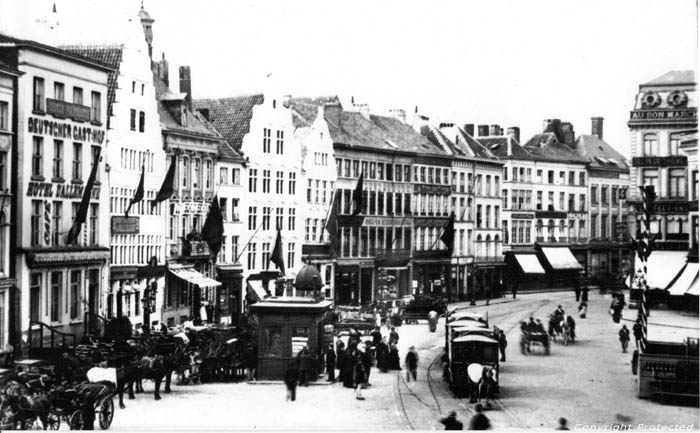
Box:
1;0;697;158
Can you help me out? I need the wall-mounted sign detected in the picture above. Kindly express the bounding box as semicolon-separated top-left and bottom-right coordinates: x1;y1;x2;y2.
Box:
27;116;105;144
414;184;452;195
511;213;535;220
629;109;697;122
111;216;140;234
633;202;690;213
338;215;365;227
414;217;450;228
26;181;100;199
46;98;91;123
535;210;567;219
632;156;687;167
363;216;412;226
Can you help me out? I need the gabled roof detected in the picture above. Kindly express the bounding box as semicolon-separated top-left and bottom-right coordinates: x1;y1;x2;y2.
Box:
521;133;588;164
0;34;114;72
575;135;628;171
218;141;245;164
422;125;501;162
643;70;696;86
59;44;124;117
288;100;319;128
478;136;533;160
193;95;264;151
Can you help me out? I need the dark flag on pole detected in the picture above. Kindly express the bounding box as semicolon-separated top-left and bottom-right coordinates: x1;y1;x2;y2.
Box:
201;195;224;258
440;212;455;252
269;230;285;275
352;172;364;216
152;155;177;210
125;164;145;217
66;147;101;245
325;193;339;255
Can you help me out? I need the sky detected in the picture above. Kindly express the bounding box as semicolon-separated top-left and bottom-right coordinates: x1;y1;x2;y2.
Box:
0;0;697;158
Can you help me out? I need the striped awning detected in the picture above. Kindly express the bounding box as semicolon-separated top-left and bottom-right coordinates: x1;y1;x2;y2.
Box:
169;267;221;288
541;247;583;270
667;263;698;296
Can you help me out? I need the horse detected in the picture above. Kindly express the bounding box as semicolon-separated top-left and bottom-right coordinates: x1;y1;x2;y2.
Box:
561;316;576;346
0;379;52;430
129;341;187;401
477;366;498;408
548;314;564;343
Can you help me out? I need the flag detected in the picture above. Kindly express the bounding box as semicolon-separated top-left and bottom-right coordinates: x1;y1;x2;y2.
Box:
152;155;176;210
352;172;364;216
66;147;101;245
269;230;285;275
440;212;455;252
201;195;224;258
125;164;145;217
325;193;339;255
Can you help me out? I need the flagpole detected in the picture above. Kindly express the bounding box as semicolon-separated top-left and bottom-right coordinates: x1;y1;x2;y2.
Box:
235;219;265;263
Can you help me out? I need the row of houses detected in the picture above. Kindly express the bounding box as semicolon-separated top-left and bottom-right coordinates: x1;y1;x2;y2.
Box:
0;6;696;361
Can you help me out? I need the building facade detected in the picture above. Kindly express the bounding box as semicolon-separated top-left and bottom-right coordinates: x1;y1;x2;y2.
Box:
0;34;111;349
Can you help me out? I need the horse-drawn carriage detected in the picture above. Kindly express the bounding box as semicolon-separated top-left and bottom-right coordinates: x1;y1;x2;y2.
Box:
522;330;550;355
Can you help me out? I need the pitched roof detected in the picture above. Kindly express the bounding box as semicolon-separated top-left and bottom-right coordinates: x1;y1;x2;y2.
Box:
0;34;114;72
288;100;319;128
575;135;628;171
59;45;124;117
193;95;264;151
479;136;533;160
422;125;501;162
521;133;588;164
644;70;696;86
217;141;245;163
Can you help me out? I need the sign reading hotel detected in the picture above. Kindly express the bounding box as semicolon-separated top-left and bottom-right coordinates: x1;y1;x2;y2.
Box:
629;109;697;122
26;181;100;199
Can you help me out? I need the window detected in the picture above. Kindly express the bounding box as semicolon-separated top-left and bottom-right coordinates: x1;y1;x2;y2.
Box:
288;172;296;195
579;172;585;186
601;186;608;205
232;168;240;185
89;204;98;245
262;170;270;193
31;200;42;246
54;82;65;101
369;162;376;179
307;179;313;203
141;84;145;96
32;137;43;177
288;208;296;230
263;128;271;153
643;133;658;156
132;81;136;93
276;171;283;194
70;270;81;320
53;140;63;180
547;192;554;211
377;163;384;180
130;109;136;131
547;170;554;184
669;133;681;155
352;160;360;177
247;243;257;270
205;160;212;189
0;101;8;131
591;214;598;238
249;168;257;193
591;185;598;204
536;191;542;210
33;77;45;111
139;111;145;132
642;169;660;193
220;167;229;184
91;92;101;122
262;243;271;270
612;187;618;205
219;198;228;221
601;215;608;238
30;273;42;322
51;201;62;246
579;194;586;212
276;207;283;230
50;272;62;322
404;166;411;183
559;171;565;185
276;130;284;154
559;192;565;211
72;143;82;181
693;170;699;201
568;194;575;212
248;206;257;230
192;158;201;189
536;169;542;183
231;236;239;262
263;207;271;230
287;243;295;269
305;219;310;241
669;168;686;198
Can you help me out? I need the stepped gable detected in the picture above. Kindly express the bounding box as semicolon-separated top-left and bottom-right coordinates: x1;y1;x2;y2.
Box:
58;44;124;117
193;94;264;151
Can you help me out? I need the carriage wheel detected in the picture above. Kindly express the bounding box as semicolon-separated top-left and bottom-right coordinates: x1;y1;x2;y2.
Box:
69;410;84;430
98;397;115;430
46;412;61;430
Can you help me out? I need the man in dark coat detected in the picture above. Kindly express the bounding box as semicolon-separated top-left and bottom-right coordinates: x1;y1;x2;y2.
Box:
342;348;356;388
325;344;336;382
498;330;507;362
160;322;168;336
633;319;643;350
371;327;383;348
468;403;491;430
405;346;419;381
440;411;463;430
296;346;311;387
377;337;389;372
336;340;346;384
389;327;399;346
284;361;299;401
360;343;372;386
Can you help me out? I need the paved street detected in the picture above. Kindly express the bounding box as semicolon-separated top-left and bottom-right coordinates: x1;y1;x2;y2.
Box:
94;292;698;431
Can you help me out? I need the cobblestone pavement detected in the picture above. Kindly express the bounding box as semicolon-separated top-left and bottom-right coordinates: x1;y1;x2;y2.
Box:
99;292;698;431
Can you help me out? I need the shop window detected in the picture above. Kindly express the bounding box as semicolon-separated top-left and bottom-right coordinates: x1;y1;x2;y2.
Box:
263;327;284;357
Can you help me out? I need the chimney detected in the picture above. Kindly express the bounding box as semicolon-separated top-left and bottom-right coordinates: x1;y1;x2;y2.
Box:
506;126;520;144
507;135;513;157
543;118;560;133
591;117;603;139
179;66;192;110
282;94;292;107
560;122;575;145
463;124;475;136
477;125;489;137
357;104;370;120
489;124;500;136
389;108;406;123
154;52;169;87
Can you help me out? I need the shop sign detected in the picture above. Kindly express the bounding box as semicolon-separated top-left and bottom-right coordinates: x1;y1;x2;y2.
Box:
629;109;697;122
632;156;687;167
363;216;411;226
535;210;567;219
414;184;452;195
632;202;689;213
414;217;449;228
0;134;10;151
46;98;91;123
26;181;100;199
338;215;365;227
111;216;140;234
110;266;138;281
27;116;105;144
511;213;535;220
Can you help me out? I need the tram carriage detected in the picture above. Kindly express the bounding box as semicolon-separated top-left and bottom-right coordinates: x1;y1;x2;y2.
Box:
444;333;500;395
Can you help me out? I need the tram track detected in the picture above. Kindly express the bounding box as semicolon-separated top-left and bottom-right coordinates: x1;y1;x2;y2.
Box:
395;298;554;429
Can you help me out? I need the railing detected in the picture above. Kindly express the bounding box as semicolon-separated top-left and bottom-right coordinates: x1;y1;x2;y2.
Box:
83;311;108;337
29;321;77;353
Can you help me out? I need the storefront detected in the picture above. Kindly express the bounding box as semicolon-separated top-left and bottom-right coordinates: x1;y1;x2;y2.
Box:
162;264;221;327
335;260;374;306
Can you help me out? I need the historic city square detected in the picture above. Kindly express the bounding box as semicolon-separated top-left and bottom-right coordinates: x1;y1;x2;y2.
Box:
0;0;697;431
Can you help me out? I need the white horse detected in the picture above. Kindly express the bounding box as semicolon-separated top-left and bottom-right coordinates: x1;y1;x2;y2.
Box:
467;364;498;407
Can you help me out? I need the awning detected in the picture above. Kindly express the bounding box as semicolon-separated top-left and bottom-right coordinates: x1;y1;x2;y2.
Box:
541;247;583;270
169;267;222;288
636;251;687;290
514;254;545;274
667;263;699;296
246;280;269;301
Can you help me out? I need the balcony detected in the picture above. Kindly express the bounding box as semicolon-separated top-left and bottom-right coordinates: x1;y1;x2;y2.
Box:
171;240;211;258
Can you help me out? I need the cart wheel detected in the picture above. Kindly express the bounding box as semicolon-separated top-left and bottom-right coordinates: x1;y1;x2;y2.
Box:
98;397;115;430
46;412;61;430
69;410;84;430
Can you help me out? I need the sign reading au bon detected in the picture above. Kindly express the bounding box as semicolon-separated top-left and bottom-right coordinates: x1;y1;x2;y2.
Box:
629;109;697;121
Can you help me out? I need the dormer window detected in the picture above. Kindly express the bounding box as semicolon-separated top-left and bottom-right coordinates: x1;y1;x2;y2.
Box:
181;104;188;127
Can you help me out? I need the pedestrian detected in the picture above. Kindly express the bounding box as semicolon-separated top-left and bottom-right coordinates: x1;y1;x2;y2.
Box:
468;403;491;430
582;287;589;303
631;349;639;375
428;310;439;332
160;322;168;336
342;346;356;388
485;288;491;306
245;345;257;382
353;353;366;400
512;283;518;299
619;325;630;353
371;327;383;349
297;346;311;386
336;340;346;384
497;330;507;362
405;346;419;382
359;342;372;386
519;322;528;355
284;360;299;402
389;327;400;346
326;344;336;382
574;283;581;302
555;417;570;430
377;337;389;372
632;319;643;349
440;410;463;430
375;311;382;329
389;343;401;370
578;301;587;319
